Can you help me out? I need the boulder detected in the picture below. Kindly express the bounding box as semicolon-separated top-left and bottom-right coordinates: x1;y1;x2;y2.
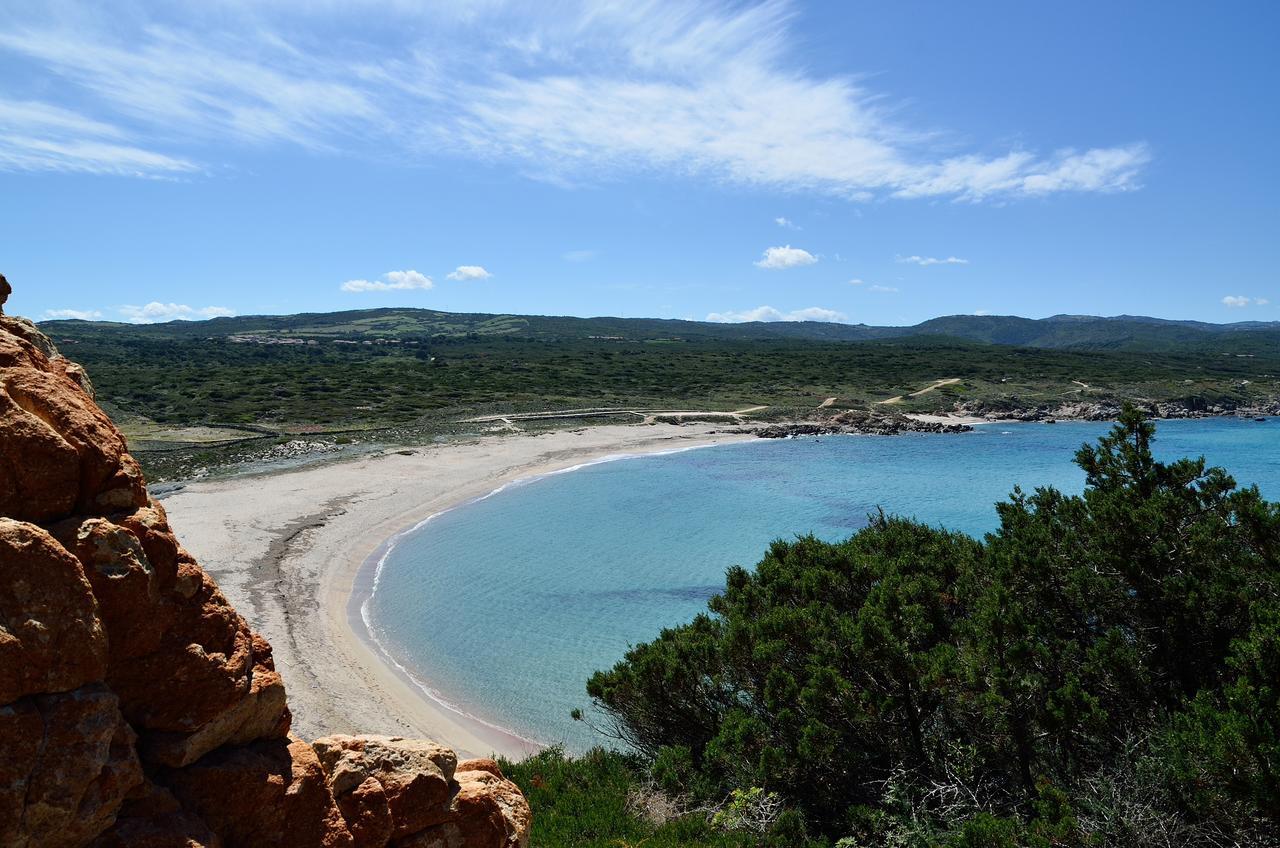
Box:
0;518;108;703
89;780;224;847
0;686;143;848
396;761;531;848
163;737;355;848
312;735;458;842
49;516;167;663
0;335;146;523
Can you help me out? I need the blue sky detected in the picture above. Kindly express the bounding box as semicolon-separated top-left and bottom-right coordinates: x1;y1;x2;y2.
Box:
3;0;1277;326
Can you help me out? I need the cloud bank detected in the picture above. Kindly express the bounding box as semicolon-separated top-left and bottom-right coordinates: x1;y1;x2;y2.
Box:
44;308;104;320
1222;295;1269;308
341;270;434;292
117;302;235;323
446;265;492;281
707;305;847;323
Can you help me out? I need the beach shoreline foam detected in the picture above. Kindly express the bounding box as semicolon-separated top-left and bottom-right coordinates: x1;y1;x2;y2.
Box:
159;422;756;760
350;438;749;751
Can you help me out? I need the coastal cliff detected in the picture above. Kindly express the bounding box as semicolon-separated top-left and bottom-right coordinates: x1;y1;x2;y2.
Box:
0;279;531;848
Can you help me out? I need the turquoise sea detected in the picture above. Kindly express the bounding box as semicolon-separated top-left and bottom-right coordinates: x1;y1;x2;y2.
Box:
361;419;1280;751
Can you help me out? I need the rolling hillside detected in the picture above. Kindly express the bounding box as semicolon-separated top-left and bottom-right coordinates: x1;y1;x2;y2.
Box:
30;306;1280;482
40;308;1280;353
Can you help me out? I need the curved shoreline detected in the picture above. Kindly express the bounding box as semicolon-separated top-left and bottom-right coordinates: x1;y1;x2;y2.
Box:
153;415;1255;760
345;440;742;753
348;532;545;753
159;422;755;760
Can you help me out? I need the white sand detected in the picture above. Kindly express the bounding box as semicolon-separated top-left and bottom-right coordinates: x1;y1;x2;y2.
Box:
904;413;990;426
160;423;755;760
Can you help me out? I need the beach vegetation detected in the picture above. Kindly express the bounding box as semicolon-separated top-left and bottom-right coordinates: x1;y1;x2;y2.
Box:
583;410;1280;845
499;746;769;848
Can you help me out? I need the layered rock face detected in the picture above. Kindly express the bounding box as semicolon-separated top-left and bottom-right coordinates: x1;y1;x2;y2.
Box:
0;279;530;848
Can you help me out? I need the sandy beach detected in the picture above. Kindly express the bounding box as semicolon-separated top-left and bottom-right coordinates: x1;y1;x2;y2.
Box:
904;412;991;426
159;422;755;761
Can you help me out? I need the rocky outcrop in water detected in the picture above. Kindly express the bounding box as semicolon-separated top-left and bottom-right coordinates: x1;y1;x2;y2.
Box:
0;284;530;847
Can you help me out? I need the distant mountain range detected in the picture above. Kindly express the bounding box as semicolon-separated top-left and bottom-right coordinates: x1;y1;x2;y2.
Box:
39;307;1280;354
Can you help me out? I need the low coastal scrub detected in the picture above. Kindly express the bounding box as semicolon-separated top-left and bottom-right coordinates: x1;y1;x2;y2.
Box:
571;410;1280;846
500;747;770;848
47;318;1275;431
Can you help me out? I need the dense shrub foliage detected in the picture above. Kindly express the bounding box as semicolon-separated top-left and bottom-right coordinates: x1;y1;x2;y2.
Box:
48;320;1276;429
586;411;1280;845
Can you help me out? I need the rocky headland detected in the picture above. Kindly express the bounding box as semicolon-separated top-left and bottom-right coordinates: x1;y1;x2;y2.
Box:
0;278;531;848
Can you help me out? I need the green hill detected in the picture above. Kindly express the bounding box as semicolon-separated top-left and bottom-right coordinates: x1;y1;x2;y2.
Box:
41;307;1280;353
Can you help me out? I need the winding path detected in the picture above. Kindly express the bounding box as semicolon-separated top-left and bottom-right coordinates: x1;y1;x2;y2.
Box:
876;378;961;405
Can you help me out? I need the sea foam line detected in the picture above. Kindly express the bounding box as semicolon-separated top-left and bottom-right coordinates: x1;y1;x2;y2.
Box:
355;438;753;745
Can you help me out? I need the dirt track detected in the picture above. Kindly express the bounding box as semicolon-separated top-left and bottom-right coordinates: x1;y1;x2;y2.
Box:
876;378;961;405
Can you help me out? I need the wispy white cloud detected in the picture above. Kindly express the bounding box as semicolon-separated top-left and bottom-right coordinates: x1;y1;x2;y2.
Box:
891;146;1150;201
774;216;799;229
44;307;103;320
0;98;125;139
441;3;1148;201
706;304;847;323
0;26;379;148
0;96;198;177
563;249;597;262
848;278;866;286
755;244;817;270
0;2;1150;199
117;302;235;323
447;265;492;281
898;255;969;266
341;269;434;292
868;284;898;293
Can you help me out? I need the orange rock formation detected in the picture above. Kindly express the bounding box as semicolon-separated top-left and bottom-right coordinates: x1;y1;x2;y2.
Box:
0;277;531;848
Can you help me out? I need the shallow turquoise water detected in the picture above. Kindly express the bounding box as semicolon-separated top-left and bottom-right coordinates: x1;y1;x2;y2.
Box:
363;419;1280;751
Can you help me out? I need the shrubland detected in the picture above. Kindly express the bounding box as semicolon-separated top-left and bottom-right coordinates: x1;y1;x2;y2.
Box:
510;412;1278;847
45;327;1280;429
